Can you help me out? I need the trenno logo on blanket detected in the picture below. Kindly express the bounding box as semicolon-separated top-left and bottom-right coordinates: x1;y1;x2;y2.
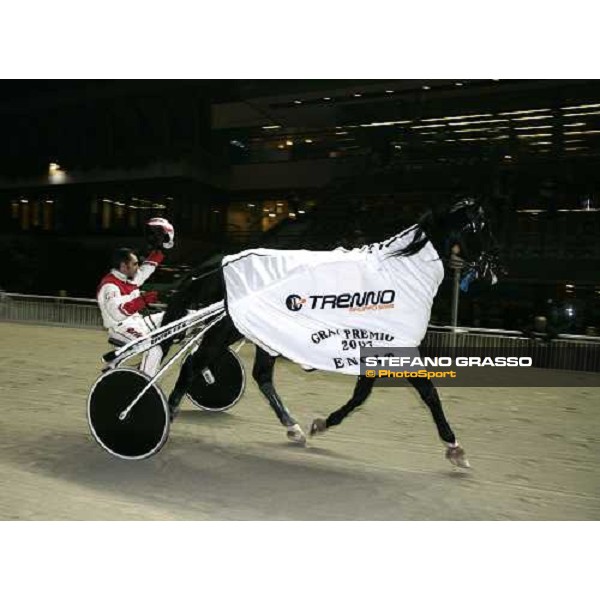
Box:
285;290;395;312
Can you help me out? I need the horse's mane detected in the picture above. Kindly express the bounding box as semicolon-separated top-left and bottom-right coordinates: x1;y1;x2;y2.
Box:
390;200;488;260
390;209;439;258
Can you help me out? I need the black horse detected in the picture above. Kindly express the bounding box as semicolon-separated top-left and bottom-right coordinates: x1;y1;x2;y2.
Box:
158;199;501;468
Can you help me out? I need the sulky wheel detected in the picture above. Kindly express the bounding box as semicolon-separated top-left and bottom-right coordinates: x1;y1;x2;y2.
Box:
87;367;170;460
186;347;245;412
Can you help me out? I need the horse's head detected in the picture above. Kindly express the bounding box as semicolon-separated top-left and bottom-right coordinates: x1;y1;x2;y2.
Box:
439;198;503;286
392;198;504;287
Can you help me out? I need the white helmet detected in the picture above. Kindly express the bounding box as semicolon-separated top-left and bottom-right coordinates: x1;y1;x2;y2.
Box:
146;217;175;250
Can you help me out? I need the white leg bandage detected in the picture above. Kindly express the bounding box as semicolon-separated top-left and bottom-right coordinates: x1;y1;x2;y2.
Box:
140;345;164;377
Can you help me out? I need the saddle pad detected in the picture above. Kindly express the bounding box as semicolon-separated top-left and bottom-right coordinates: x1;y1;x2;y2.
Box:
222;227;444;375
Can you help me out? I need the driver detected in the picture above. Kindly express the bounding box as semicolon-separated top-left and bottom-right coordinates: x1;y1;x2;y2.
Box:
96;217;175;376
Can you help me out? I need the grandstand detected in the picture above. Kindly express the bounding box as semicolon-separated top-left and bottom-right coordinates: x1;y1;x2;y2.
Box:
1;80;600;332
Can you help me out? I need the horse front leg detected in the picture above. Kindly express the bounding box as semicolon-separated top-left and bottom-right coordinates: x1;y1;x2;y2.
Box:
406;377;470;468
252;346;306;445
309;376;375;436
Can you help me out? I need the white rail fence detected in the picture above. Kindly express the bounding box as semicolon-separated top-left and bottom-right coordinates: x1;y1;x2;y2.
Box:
1;292;599;371
0;293;104;328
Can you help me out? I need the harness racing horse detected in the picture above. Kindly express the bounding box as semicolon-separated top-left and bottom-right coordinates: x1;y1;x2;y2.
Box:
160;199;502;468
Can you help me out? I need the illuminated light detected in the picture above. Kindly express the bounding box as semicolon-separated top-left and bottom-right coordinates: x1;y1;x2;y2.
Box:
499;108;551;116
512;115;553;121
448;119;508;126
513;125;553;131
411;124;446;129
285;140;294;146
298;210;306;214
20;199;29;204
385;90;394;94
421;113;493;122
530;141;552;145
457;137;489;141
268;213;276;218
562;110;600;117
247;203;255;208
323;97;331;101
276;202;283;206
422;85;431;90
360;120;412;127
277;144;285;149
335;131;348;135
262;125;281;130
304;139;313;143
263;208;269;212
289;212;296;217
293;100;302;105
565;284;575;288
455;82;463;86
565;147;587;151
213;210;220;214
504;155;513;159
517;133;552;138
561;103;600;110
394;145;402;150
564;129;600;136
45;200;54;204
563;122;585;127
353;93;362;97
48;161;67;184
453;127;508;133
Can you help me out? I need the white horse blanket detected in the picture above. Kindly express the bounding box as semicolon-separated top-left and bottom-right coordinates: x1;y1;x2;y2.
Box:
222;226;444;375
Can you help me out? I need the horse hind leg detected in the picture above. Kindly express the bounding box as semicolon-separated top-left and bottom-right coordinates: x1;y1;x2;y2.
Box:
407;377;470;468
310;376;375;436
252;347;306;445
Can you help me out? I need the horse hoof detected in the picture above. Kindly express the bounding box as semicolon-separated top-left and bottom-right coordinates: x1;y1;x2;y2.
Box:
287;424;307;445
445;444;471;469
168;402;181;423
309;418;327;436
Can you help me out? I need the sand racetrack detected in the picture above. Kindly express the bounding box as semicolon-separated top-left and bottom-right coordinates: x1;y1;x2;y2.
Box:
0;322;598;520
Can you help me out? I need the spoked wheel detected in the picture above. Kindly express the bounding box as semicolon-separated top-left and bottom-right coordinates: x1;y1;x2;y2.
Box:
87;367;170;460
186;347;245;412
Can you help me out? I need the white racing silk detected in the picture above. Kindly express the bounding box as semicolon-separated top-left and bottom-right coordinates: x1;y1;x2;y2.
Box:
222;226;445;375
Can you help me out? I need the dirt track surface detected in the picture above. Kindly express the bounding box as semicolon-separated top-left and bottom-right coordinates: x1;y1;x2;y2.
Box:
0;322;598;520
